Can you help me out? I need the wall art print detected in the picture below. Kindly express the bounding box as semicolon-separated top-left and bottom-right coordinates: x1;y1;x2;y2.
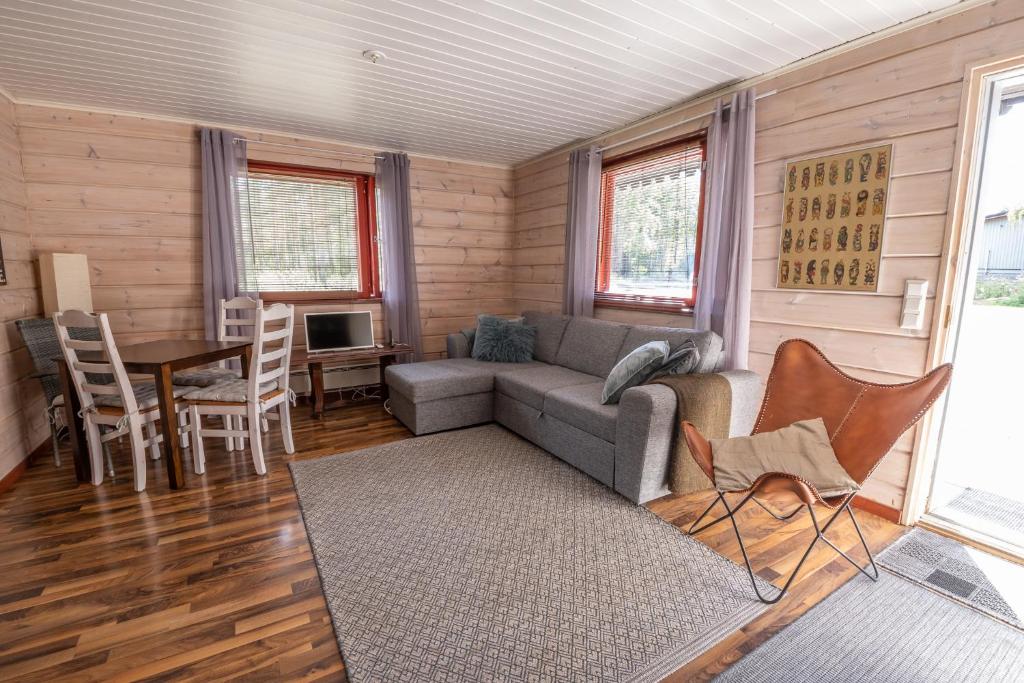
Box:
777;144;892;292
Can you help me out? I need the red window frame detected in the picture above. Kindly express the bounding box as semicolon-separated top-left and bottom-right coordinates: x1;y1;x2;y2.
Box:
246;161;380;303
595;132;707;313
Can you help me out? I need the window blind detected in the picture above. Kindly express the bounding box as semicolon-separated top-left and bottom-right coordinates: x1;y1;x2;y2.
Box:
237;172;361;293
597;141;704;303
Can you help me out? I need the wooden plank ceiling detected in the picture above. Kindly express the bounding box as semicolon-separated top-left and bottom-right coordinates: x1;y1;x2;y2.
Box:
0;0;961;164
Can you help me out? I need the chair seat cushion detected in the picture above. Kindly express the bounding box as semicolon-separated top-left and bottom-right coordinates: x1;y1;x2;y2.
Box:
710;417;860;498
93;382;193;411
385;358;543;403
543;382;618;443
182;378;279;403
172;367;240;387
494;365;602;411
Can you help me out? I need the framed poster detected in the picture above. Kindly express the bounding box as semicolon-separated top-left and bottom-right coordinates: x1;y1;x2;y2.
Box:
776;143;892;292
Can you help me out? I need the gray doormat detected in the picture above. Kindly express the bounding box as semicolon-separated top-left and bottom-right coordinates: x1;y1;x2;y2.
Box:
290;425;769;682
944;487;1024;536
877;527;1023;630
717;571;1024;682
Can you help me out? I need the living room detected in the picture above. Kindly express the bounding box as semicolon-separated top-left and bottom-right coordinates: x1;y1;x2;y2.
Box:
1;1;1023;680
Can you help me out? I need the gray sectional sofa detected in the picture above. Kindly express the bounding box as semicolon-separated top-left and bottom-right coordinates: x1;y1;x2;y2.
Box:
384;311;762;504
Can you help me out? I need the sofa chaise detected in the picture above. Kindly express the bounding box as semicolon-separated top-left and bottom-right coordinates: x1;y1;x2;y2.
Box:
384;311;762;504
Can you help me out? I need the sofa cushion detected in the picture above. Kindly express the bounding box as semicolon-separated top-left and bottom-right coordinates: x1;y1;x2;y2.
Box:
544;382;618;443
494;364;601;411
602;340;669;405
617;325;724;373
523;311;571;363
553;317;631;378
385;358;542;403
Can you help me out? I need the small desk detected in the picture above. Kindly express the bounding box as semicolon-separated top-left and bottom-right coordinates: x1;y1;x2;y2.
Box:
57;339;252;490
292;344;414;418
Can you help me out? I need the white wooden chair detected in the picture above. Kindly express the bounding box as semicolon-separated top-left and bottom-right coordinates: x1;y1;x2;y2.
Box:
186;303;296;476
53;310;192;492
174;296;264;451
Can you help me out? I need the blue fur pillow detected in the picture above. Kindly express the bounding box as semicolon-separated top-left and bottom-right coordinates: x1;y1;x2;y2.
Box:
471;316;537;363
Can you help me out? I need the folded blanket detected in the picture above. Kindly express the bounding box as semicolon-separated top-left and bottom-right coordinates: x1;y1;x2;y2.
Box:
648;373;733;494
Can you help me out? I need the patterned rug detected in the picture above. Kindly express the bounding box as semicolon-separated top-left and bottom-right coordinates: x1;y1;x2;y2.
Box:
290;424;770;682
877;527;1023;630
716;571;1024;682
944;487;1024;536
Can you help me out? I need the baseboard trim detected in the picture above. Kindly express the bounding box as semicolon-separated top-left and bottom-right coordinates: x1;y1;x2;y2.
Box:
0;458;28;496
853;496;901;523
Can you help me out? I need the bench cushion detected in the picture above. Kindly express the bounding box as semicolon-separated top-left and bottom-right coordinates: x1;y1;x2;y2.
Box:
385;358;543;403
543;382;618;443
494;365;601;411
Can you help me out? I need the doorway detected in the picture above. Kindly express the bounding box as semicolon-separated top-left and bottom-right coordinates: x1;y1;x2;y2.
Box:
923;66;1024;557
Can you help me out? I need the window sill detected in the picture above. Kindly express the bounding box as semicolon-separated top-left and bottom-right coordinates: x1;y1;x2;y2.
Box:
593;294;694;316
259;292;383;306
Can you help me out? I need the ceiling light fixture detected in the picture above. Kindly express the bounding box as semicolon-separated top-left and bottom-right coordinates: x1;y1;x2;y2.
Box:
362;49;386;64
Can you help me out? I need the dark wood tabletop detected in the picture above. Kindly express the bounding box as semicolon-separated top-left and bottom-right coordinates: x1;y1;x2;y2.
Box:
116;339;252;372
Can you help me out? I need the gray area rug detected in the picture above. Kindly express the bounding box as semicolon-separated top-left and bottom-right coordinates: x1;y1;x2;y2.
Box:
290;424;769;682
717;571;1024;682
877;527;1022;629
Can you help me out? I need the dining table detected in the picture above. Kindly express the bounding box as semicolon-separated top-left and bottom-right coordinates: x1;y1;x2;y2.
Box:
55;339;253;490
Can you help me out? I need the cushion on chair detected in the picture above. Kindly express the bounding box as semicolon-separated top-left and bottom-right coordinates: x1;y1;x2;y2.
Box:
494;365;601;411
471;316;537;363
601;341;669;405
172;367;240;387
543;382;618;443
181;378;279;403
709;417;859;498
93;382;193;411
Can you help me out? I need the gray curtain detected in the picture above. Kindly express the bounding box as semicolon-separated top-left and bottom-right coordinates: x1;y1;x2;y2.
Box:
376;152;423;362
200;128;249;341
563;145;603;317
694;89;755;370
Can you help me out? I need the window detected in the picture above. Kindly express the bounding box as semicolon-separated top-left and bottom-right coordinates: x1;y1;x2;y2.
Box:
236;162;380;301
596;134;706;311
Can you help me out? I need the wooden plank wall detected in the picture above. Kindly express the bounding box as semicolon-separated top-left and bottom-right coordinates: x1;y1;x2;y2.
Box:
14;104;516;375
512;1;1024;510
0;91;45;481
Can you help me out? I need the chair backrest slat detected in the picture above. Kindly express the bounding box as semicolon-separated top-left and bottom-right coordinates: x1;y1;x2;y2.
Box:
218;296;262;343
54;310;139;415
248;303;294;398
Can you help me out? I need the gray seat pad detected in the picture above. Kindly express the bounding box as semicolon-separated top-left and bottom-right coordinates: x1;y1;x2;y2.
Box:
93;382;192;410
386;358;543;403
543;382;618;443
494;365;602;411
173;366;240;387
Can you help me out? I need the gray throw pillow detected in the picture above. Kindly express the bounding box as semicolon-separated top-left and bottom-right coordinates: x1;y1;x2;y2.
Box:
471;316;537;363
601;340;670;405
651;339;701;379
464;315;523;351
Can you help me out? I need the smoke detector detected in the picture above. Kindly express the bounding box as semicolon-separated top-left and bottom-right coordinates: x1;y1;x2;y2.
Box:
362;49;386;64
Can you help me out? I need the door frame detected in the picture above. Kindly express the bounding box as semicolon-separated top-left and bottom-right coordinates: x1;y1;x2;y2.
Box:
902;53;1024;526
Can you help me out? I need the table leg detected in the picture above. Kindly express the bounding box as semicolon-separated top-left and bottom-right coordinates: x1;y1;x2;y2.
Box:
379;356;394;402
57;359;90;483
154;363;186;489
309;361;324;419
241;344;253;379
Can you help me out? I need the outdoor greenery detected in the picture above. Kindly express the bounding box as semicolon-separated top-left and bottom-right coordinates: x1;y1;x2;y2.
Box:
974;278;1024;307
608;165;700;295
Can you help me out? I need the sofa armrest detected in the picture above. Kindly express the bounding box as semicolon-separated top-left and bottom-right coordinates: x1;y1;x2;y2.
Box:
446;331;472;359
613;370;764;504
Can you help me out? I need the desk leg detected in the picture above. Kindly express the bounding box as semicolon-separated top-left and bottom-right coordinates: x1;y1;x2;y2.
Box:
379;356;394;402
155;363;186;489
309;361;325;419
57;360;90;483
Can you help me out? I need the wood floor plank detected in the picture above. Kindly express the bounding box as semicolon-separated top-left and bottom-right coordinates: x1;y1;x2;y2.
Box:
0;402;903;681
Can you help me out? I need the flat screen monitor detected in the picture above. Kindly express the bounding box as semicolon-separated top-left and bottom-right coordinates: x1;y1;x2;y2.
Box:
304;311;375;353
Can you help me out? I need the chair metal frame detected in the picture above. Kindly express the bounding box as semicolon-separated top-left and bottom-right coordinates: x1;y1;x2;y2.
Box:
682;338;952;604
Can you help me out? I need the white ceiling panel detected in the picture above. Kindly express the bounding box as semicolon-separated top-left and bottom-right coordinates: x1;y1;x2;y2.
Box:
0;0;963;164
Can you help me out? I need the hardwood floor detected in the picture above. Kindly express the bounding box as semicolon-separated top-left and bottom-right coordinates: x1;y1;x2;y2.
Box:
0;402;904;681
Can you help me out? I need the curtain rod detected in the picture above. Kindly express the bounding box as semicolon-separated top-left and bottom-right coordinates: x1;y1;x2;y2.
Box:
597;89;776;154
232;137;385;160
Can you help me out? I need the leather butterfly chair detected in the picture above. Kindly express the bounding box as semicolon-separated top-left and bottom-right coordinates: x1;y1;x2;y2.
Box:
682;339;952;604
